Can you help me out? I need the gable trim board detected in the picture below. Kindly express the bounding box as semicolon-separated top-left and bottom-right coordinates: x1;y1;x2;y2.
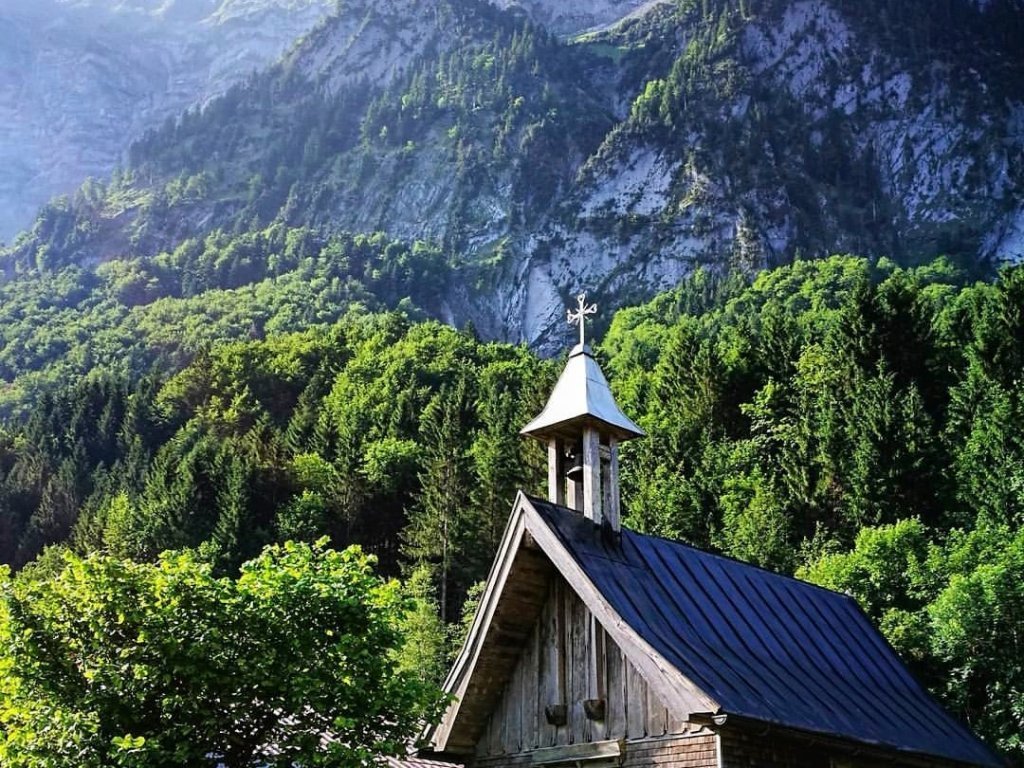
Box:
430;494;1002;768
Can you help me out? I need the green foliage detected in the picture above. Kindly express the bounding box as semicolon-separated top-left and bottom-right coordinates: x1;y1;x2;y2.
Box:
3;253;1024;761
0;225;452;416
0;316;550;596
928;527;1024;757
610;257;969;553
604;256;1024;764
0;541;446;767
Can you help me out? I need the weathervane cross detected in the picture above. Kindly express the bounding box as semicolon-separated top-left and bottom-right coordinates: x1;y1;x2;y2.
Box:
567;293;598;347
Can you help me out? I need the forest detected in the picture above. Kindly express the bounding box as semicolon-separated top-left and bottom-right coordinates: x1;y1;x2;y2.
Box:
1;254;1023;762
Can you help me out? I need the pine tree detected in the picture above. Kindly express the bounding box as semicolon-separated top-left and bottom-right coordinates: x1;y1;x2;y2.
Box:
402;376;473;622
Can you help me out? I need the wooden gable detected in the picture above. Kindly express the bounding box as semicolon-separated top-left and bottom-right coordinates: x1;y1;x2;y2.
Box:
474;574;698;759
430;494;716;757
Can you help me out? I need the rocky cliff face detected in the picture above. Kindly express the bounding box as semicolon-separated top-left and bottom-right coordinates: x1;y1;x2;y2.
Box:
467;0;1024;348
0;0;334;242
492;0;665;36
3;0;1022;353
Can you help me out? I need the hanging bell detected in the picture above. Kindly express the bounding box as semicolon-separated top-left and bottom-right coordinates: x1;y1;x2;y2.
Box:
565;448;584;482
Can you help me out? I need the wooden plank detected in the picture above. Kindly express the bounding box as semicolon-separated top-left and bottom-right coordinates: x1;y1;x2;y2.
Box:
489;682;505;755
666;705;687;735
591;615;606;700
589;616;607;743
531;739;623;765
522;612;539;751
556;581;567;704
625;659;647;739
605;642;626;739
504;651;522;754
555;581;570;747
646;679;667;738
569;592;589;743
539;581;559;748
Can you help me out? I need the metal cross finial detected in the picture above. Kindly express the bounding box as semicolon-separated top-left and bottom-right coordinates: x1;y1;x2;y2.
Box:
567;293;598;347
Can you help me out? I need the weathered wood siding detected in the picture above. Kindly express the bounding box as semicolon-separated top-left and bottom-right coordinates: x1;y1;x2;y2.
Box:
475;576;691;758
474;734;718;768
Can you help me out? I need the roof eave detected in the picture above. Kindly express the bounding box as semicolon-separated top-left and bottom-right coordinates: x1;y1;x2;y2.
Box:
520;413;645;443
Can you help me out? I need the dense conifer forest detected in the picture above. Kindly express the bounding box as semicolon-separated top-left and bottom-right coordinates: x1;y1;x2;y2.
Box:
1;255;1023;761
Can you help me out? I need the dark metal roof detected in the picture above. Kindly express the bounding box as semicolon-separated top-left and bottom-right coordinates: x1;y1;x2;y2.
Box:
530;497;1002;767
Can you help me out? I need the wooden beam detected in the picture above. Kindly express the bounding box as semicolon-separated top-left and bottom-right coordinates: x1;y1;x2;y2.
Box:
605;439;620;532
582;427;602;525
547;439;565;506
531;739;624;765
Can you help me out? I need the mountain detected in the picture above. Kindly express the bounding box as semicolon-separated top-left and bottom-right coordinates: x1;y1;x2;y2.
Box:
2;0;1023;361
0;0;336;242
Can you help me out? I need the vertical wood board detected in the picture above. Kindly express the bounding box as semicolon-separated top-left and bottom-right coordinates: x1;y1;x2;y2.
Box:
475;574;688;757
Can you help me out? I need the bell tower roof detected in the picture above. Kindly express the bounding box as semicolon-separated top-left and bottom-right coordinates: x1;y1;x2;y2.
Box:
520;342;644;442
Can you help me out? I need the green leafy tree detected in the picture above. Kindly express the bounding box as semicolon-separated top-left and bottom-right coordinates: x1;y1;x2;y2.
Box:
928;526;1024;761
0;541;446;767
396;563;451;687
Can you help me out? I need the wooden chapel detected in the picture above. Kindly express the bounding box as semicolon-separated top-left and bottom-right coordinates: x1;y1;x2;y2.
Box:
418;296;1002;768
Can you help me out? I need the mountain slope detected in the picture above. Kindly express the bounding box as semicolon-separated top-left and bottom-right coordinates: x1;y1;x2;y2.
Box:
2;0;1023;356
530;0;1024;335
0;0;335;241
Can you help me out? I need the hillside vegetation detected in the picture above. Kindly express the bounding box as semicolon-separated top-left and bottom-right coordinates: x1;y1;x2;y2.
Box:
1;256;1023;759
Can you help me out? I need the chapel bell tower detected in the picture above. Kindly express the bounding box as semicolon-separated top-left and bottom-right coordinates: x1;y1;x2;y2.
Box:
521;294;644;531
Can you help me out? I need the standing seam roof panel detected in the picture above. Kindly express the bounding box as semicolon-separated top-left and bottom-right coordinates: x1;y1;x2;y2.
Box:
696;553;875;733
774;581;937;737
616;530;778;706
809;587;952;737
751;574;896;726
634;536;813;718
